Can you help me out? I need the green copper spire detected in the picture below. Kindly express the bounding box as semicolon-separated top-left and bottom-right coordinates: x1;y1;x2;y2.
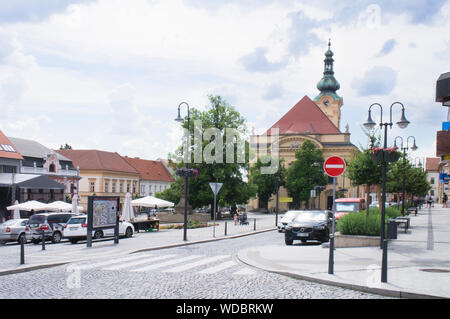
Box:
314;39;341;101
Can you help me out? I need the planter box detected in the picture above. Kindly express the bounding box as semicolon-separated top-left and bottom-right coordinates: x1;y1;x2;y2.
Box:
371;150;401;163
334;233;380;248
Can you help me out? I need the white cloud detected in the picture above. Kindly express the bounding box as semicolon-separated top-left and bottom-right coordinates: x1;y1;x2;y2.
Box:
0;0;448;162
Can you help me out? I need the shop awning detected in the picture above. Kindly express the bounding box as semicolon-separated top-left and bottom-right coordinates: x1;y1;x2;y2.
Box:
16;175;64;190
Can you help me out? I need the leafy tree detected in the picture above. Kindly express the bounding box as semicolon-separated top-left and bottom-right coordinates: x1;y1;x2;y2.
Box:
285;140;326;209
249;156;287;210
167;95;256;216
386;160;431;201
59;143;73;150
346;131;382;215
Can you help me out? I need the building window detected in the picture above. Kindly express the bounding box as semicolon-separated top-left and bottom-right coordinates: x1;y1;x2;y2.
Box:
104;182;109;193
430;190;435;196
133;183;136;194
430;177;435;185
127;183;130;193
49;164;56;173
119;182;123;193
90;182;95;192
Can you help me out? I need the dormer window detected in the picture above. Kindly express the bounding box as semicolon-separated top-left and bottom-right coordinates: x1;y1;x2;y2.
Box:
49;164;56;173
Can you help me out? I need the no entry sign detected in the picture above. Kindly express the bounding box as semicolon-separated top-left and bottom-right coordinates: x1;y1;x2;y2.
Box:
324;156;346;177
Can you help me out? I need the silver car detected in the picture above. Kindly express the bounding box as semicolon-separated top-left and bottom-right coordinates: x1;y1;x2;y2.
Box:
0;219;30;244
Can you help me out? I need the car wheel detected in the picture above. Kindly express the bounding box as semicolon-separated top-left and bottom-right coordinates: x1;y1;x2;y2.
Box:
69;238;78;244
125;227;133;238
321;230;330;243
17;233;26;244
285;237;293;245
93;230;103;240
52;232;62;244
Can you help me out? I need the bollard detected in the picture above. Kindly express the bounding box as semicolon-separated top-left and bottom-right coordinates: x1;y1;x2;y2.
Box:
253;218;256;231
224;221;227;236
41;231;45;250
20;238;25;265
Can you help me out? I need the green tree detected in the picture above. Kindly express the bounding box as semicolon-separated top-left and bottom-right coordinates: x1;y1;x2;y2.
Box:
59;143;73;150
169;95;256;215
285;140;326;209
387;160;431;202
249;156;287;210
346;131;383;215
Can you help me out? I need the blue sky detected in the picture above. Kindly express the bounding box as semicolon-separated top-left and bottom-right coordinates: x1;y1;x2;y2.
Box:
0;0;449;163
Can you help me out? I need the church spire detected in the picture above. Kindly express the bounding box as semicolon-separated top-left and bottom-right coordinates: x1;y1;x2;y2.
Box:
314;39;341;101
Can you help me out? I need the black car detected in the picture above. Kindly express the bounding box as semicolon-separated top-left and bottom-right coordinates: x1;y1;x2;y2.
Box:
284;210;332;245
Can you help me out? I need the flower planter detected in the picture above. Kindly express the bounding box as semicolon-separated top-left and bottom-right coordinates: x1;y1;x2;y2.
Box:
175;168;199;178
371;147;401;163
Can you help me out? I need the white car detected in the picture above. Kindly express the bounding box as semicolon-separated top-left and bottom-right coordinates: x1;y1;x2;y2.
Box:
277;210;303;232
63;215;134;244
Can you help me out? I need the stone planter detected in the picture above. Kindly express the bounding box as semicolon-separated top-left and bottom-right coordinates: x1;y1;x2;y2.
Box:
334;233;380;248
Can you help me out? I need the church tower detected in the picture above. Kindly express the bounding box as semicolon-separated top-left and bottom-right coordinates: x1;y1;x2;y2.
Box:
314;40;343;130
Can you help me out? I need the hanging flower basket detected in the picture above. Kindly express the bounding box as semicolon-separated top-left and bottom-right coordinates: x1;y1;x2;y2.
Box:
371;147;401;163
176;168;199;178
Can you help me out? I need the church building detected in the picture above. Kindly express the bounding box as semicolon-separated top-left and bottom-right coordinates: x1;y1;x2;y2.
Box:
249;41;360;211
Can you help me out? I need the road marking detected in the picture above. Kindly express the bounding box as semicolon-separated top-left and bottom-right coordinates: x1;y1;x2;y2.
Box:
78;254;154;270
233;268;257;275
164;255;230;273
131;255;203;272
197;260;236;274
103;254;177;271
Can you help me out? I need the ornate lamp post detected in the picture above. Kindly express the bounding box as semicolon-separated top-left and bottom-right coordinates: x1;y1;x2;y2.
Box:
175;102;190;241
393;136;418;215
363;102;410;283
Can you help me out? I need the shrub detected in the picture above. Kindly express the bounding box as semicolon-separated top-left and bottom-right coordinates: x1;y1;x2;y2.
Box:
337;212;381;236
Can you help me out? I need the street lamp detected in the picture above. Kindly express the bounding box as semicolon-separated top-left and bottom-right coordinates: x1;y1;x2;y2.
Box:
175;101;190;241
394;136;418;215
363;102;409;283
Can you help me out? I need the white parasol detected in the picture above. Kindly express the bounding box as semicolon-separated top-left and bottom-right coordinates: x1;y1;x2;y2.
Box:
121;192;134;222
12;200;20;219
131;195;174;208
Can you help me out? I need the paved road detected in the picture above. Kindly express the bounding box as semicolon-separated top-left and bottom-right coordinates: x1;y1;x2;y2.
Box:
0;231;390;299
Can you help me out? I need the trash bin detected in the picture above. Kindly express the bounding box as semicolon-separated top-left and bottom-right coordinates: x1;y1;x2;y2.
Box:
387;219;397;240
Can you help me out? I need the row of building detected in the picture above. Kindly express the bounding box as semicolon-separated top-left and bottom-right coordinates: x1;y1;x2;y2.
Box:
0;129;174;220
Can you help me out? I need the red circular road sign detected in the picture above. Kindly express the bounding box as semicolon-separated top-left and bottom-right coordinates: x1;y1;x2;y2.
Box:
324;156;346;177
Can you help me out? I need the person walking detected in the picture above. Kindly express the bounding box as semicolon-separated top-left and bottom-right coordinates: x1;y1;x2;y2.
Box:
443;193;448;208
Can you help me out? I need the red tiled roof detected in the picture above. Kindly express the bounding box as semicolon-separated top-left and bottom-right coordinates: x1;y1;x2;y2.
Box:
0;130;23;160
55;150;139;174
123;157;175;183
426;157;440;172
266;95;340;135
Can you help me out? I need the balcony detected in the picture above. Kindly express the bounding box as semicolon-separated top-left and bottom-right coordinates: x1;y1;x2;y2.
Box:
20;166;79;177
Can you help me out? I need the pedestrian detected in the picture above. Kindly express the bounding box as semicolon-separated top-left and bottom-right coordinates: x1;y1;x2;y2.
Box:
426;195;431;208
431;195;435;207
443;193;448;208
234;208;240;226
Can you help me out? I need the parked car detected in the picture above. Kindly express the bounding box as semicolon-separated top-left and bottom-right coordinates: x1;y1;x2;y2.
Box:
28;212;76;244
0;219;30;244
284;210;332;245
334;198;366;220
277;210;303;232
63;215;134;244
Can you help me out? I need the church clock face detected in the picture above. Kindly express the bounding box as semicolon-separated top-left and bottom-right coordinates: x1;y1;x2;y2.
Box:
323;99;330;107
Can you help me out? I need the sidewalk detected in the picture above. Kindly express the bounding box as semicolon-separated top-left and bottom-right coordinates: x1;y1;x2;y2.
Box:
0;212;277;275
238;206;450;299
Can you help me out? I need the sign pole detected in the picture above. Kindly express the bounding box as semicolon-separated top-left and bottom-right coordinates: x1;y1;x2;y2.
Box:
323;155;346;276
213;191;217;238
329;177;336;274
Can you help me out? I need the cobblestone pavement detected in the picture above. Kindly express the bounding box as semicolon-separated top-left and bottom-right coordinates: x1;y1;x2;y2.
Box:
0;231;391;299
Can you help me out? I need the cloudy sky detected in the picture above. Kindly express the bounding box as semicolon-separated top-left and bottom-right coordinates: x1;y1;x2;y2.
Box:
0;0;449;164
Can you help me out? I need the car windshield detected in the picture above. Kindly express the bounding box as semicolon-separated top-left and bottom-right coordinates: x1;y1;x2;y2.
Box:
68;217;86;224
29;215;46;224
292;212;326;222
335;202;359;212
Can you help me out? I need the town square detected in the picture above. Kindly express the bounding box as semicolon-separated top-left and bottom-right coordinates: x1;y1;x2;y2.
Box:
0;0;450;310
